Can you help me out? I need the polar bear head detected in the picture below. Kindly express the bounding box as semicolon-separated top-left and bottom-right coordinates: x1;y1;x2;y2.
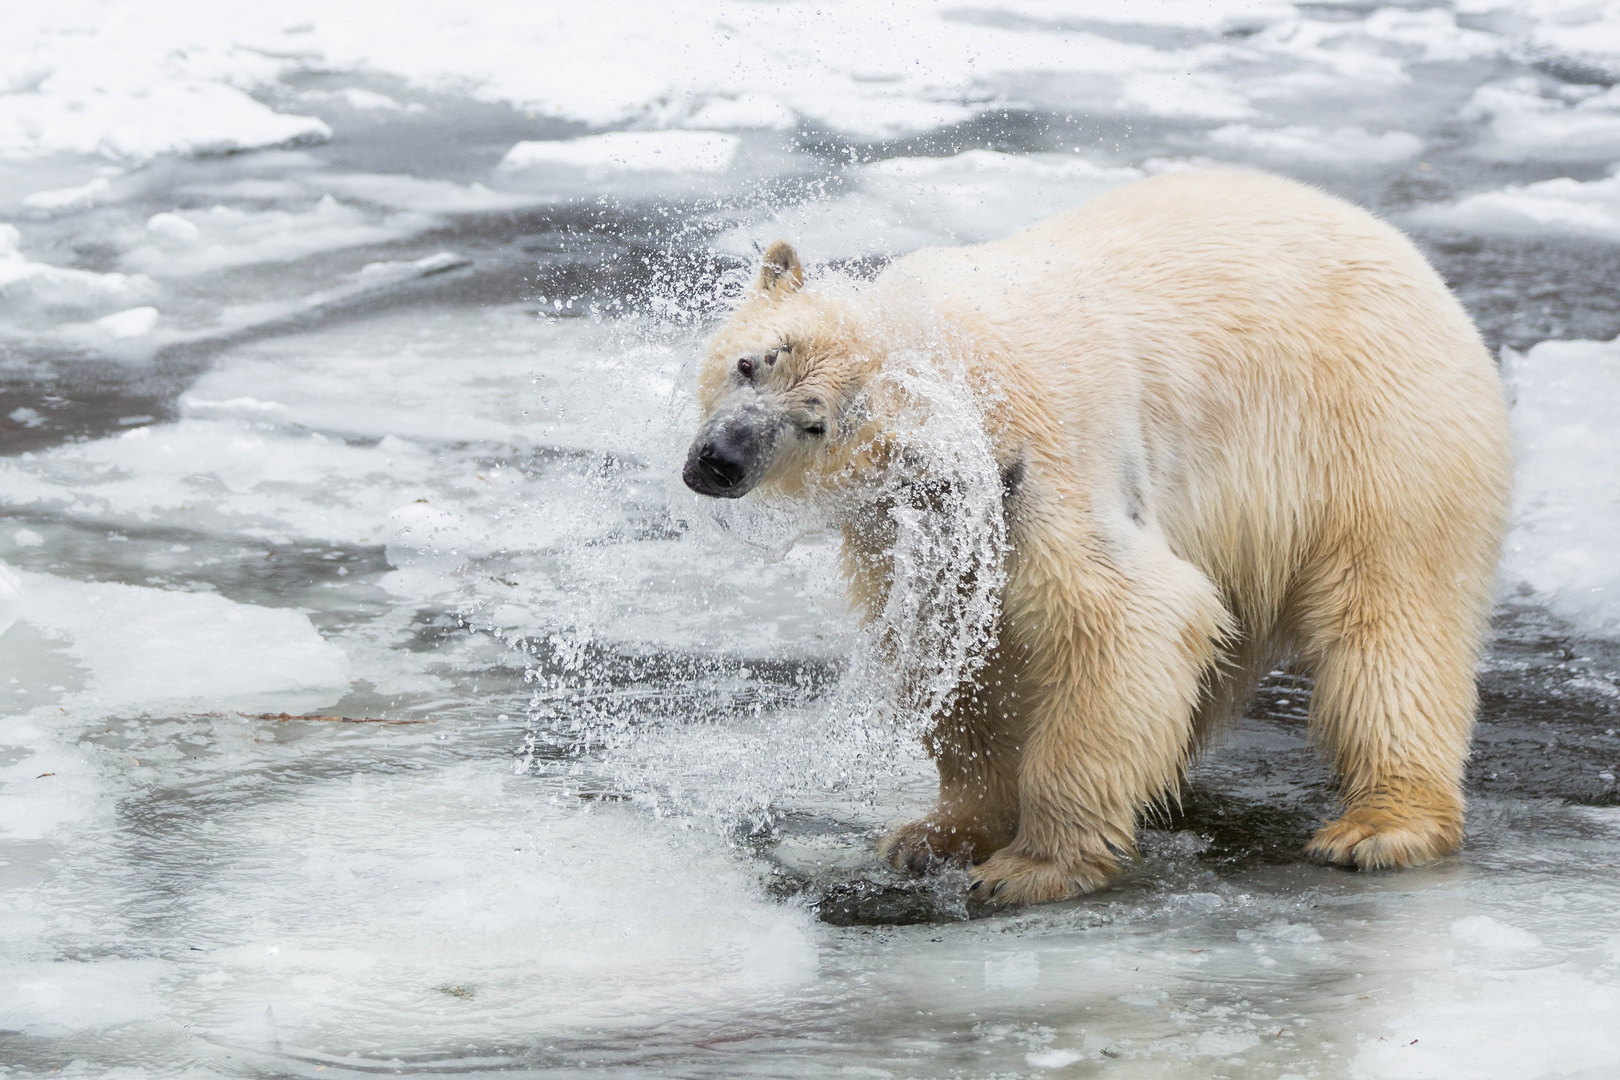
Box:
682;241;884;500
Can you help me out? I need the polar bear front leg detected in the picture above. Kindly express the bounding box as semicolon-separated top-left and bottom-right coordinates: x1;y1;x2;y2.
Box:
878;742;1019;872
879;651;1024;872
968;539;1231;904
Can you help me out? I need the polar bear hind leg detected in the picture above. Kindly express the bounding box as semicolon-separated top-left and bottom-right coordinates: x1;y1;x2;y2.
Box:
1298;541;1484;870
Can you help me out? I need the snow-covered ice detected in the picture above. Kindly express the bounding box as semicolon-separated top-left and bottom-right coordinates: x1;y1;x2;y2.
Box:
1502;336;1620;638
499;132;742;176
716;151;1146;263
3;1;1620;1076
1205;124;1424;165
1458;80;1620;161
0;223;159;328
1416;169;1620;242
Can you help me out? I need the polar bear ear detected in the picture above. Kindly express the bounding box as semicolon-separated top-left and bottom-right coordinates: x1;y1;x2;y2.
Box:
757;240;804;297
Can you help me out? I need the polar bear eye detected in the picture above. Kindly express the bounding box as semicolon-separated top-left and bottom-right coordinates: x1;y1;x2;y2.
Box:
737;357;755;378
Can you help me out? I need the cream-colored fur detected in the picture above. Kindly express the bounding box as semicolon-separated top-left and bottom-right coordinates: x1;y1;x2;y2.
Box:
686;171;1511;903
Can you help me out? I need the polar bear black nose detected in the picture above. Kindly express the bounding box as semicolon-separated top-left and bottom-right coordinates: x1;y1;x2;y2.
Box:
696;443;746;489
684;430;755;498
684;416;772;498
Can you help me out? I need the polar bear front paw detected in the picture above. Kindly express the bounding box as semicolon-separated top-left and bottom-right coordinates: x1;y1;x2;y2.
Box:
966;848;1118;905
878;816;995;873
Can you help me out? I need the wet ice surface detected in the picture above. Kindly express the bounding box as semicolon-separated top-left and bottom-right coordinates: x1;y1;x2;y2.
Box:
4;3;1620;1078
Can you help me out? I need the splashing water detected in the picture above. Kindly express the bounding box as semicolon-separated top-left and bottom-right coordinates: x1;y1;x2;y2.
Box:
517;278;1011;833
832;313;1011;743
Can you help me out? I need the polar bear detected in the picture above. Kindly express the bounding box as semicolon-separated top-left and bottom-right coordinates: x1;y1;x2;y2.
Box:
682;171;1511;904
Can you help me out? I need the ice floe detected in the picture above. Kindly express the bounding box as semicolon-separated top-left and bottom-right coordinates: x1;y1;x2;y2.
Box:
1413;168;1620;242
499;131;741;176
717;150;1143;262
0;1;1258;150
0;77;328;162
1462;0;1620;65
0;959;170;1036
0;221;161;341
1207;124;1423;165
1502;335;1620;637
3;565;351;714
1350;968;1619;1079
1460;79;1620;161
120;197;433;278
19;174;118;212
0;4;328;160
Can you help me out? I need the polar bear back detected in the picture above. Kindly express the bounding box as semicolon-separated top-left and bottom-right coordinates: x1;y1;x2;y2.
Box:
878;170;1511;636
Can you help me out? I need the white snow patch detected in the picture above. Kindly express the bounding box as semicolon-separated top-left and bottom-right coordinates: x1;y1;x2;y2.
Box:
0;959;169;1035
166;769;818;1047
685;94;798;131
307;172;553;213
178;395;289;415
0;560;20;636
173;170;556;217
3;248;469;362
0;5;330;164
1207;124;1423;164
1350;969;1618;1079
120;197;431;278
1461;79;1620;161
499;132;740;176
1462;0;1620;63
717;150;1141;263
335;87;408;111
0;1;1257;152
0;78;329;162
1116;72;1255;120
0;222;159;325
20;176;116;212
95;305;158;338
990;0;1296;30
1352;7;1502;62
1502;336;1620;637
1412;170;1620;242
5;568;350;714
1450;915;1543;950
1026;1047;1084;1068
1193;1030;1261;1056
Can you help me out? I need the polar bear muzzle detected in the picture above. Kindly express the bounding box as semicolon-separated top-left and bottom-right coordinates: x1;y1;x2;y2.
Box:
682;397;782;499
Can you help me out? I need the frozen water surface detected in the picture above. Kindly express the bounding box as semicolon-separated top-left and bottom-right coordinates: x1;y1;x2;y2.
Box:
3;2;1620;1077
